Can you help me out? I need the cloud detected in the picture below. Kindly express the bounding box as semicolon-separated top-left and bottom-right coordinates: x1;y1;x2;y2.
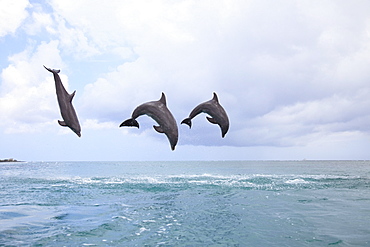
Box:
227;90;370;147
2;0;370;151
21;3;100;59
23;6;53;36
53;14;100;58
0;40;65;133
46;0;370;148
82;118;117;130
0;0;30;37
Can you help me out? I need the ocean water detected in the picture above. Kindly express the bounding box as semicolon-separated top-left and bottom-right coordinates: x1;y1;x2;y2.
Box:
0;161;369;246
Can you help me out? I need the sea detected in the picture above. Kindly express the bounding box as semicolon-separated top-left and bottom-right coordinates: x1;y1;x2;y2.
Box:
0;160;369;246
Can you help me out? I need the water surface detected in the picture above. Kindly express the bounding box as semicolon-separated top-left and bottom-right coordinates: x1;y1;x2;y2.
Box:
1;160;369;246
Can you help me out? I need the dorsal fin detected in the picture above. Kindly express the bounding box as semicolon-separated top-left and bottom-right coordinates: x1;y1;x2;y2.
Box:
69;90;76;102
212;92;219;103
159;92;166;106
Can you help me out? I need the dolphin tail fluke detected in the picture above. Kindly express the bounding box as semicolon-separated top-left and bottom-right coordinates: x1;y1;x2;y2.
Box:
181;118;192;128
119;118;139;128
43;65;60;74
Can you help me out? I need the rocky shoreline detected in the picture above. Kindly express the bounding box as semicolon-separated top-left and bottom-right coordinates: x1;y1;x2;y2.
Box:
0;158;21;162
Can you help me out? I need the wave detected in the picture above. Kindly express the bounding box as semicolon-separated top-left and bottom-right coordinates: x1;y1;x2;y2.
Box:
2;173;366;193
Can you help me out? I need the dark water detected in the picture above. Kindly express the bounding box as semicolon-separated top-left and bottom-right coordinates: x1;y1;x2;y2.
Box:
0;160;369;246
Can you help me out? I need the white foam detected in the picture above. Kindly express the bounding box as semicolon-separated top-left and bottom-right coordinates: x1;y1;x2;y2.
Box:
285;179;309;184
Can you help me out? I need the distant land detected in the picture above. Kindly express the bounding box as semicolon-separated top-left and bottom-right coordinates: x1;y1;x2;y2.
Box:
0;158;21;162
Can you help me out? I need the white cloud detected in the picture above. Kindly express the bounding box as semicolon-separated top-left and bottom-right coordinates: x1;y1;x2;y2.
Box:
82;119;117;130
53;14;100;58
0;0;30;37
0;40;66;133
48;0;370;148
23;8;53;35
2;0;370;153
227;90;370;147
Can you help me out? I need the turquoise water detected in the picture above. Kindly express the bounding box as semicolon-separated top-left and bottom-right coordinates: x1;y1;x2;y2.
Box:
0;160;369;246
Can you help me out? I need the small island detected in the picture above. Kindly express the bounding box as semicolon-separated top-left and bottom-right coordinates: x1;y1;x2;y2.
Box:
0;158;20;162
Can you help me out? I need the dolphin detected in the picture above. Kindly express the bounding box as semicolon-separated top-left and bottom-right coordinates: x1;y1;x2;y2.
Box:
181;92;229;137
119;92;178;150
44;65;81;137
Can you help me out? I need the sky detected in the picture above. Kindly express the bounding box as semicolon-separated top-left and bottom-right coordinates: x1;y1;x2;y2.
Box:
1;0;370;161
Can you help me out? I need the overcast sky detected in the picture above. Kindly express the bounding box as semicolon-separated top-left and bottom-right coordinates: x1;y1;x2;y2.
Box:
1;0;370;161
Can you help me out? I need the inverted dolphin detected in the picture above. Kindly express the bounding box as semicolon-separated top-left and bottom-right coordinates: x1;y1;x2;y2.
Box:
181;92;229;137
44;65;81;137
119;92;178;150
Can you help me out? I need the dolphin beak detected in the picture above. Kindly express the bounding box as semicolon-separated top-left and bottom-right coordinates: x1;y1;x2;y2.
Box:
170;142;177;151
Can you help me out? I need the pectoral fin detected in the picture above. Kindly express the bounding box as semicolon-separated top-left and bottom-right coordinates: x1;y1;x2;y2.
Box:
153;125;164;133
58;120;67;127
206;116;218;124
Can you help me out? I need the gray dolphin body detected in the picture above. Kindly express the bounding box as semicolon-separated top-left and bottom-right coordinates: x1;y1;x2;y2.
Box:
181;92;229;138
119;93;178;150
44;65;81;137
